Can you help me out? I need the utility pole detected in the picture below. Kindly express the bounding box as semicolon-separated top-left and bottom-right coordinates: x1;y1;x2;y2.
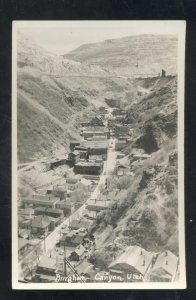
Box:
43;231;46;253
64;245;67;276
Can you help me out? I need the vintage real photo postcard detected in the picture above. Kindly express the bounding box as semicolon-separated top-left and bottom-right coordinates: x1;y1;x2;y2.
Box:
12;20;186;289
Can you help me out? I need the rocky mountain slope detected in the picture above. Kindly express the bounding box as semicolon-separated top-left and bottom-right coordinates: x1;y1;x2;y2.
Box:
90;76;179;269
64;34;177;76
17;33;136;162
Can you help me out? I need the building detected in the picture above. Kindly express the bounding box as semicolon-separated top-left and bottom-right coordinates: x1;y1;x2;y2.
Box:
90;116;104;126
70;245;85;261
21;195;60;209
75;261;94;281
68;150;80;165
34;206;63;218
80;119;92;127
18;218;32;230
34;206;47;216
69;219;94;232
112;108;127;117
66;177;81;191
70;141;81;151
46;208;64;218
18;238;29;257
89;155;104;164
52;185;67;200
92;135;108;141
74;161;103;175
81;141;108;156
82;126;109;140
115;140;127;151
116;163;130;176
149;250;178;282
86;198;111;212
114;125;130;137
18;207;34;218
108;245;154;282
49;158;67;169
56;200;74;216
83;175;100;181
18;228;31;239
59;231;84;248
31;215;52;235
80;116;104;127
34;256;57;282
83;130;108;140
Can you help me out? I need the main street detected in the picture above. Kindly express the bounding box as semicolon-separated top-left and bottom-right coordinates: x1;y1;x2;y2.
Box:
19;137;117;279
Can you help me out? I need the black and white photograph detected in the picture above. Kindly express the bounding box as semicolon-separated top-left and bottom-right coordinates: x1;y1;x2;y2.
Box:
12;21;186;289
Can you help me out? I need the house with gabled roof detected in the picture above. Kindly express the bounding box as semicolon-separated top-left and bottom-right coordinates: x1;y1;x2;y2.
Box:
149;250;178;282
108;245;154;282
70;244;85;261
31;215;51;234
34;256;57;282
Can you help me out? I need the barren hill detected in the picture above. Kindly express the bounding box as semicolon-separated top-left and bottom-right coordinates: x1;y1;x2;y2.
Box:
64;34;177;76
17;33;136;162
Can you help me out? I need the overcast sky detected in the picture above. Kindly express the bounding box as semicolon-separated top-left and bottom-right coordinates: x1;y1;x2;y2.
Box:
16;21;184;55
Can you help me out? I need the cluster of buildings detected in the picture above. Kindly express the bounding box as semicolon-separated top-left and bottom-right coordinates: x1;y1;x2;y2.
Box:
108;246;179;282
32;216;96;282
19;104;179;283
18;176;88;259
67;115;110;175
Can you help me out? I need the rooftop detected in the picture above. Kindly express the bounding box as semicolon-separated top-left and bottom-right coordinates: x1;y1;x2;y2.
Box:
38;256;57;270
151;250;178;277
19;207;34;215
66;178;79;184
46;208;64;214
34;207;63;214
53;185;67;192
31;215;51;228
34;206;47;212
75;161;102;167
76;261;94;276
70;219;93;230
109;245;154;276
70;150;80;156
22;194;60;204
72;244;85;256
86;199;111;211
81;141;109;149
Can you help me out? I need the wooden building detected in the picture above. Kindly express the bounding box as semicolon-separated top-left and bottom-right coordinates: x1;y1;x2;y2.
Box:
108;245;154;282
21;195;60;209
70;245;85;261
149;250;178;282
68;150;80;165
74;161;103;175
52;185;67;200
34;256;57;282
70;141;81;151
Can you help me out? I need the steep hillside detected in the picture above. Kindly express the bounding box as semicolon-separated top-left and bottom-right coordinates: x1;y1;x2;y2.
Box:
126;76;177;153
17;33;136;162
64;35;177;76
90;77;179;269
